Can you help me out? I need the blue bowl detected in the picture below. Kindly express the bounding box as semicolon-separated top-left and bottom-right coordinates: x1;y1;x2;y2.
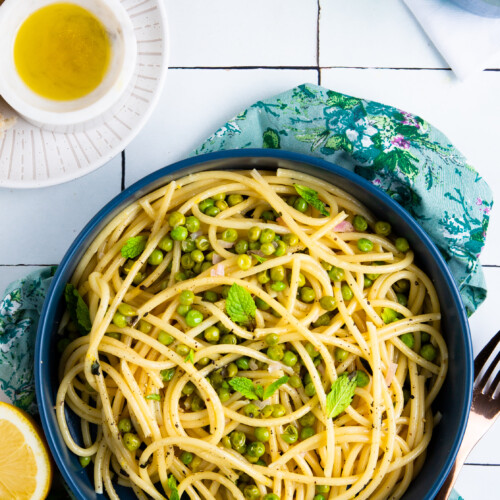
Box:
35;149;472;500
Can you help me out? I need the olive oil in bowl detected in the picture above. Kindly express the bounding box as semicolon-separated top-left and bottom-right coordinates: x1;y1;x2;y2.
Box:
14;2;111;101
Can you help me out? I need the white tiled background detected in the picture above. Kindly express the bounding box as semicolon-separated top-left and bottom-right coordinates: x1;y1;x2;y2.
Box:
1;0;499;497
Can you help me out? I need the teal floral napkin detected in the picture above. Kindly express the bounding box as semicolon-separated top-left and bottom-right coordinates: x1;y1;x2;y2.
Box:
0;84;490;500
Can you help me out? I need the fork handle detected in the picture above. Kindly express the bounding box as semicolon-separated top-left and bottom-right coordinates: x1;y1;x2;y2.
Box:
433;454;467;500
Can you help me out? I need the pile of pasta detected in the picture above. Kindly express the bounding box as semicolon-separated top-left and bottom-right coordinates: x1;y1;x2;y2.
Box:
56;169;448;500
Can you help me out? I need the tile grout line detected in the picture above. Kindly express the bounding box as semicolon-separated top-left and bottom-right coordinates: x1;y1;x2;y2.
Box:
464;463;500;467
316;0;321;86
121;150;126;192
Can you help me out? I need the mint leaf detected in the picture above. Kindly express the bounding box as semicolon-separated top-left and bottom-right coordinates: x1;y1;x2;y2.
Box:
225;283;256;327
185;349;195;364
64;284;91;336
121;235;147;259
325;373;357;419
263;376;289;400
255;384;264;400
294;184;330;217
228;377;259;400
251;254;267;264
167;474;180;500
145;394;161;401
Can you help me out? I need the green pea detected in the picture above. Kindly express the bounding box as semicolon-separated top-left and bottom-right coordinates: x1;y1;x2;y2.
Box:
156;238;173;256
300;426;315;440
197;357;210;368
353;215;368;232
171;226;188;241
254;427;270;443
296;273;306;288
176;304;190;316
393;279;409;293
316;485;330;494
374;221;391;236
396;293;408;306
319;295;336;311
106;331;121;340
218;387;231;403
265;333;279;346
147;249;163;266
220;285;230;298
289;374;302;388
248;226;262;242
213;193;226;202
222;436;232;449
235;357;250;370
168;211;185;228
364;277;373;289
355;370;370;387
203;290;218;303
260;228;275;244
267;345;284;361
299;412;316;427
305;342;319;358
328;266;345;282
314;496;325;500
263;494;279;500
178;451;193;465
293;197;308;213
243;485;260;500
181;238;196;253
247;441;266;458
381;308;398;324
112;312;127;328
421;343;437;361
261;405;273;418
216;200;228;211
138;320;152;334
185;215;200;233
182;382;195;396
200;262;212;273
283;233;299;246
181;254;194;269
244;403;260;418
357;238;374;252
186;309;204;327
132;271;146;285
195;235;210;251
313;313;331;328
257;270;271;284
335;347;349;362
281;424;298;444
210;371;224;387
255;297;270;311
237;254;252;270
118;418;132;433
300;286;316;303
227;194;244;206
304;372;313;385
283;351;298;367
341;284;353;301
190;249;204;263
274;240;287;257
118;303;136;317
268;266;283;282
271;404;286;418
221;228;238;242
123;433;141;451
221;334;237;345
204;326;220;342
161;368;175;382
176;344;190;357
400;333;415;349
421;332;431;343
199;198;215;213
227;363;238;378
305;382;316;397
79;456;91;468
235;240;249;255
270;281;286;292
396;236;410;252
260;242;276;256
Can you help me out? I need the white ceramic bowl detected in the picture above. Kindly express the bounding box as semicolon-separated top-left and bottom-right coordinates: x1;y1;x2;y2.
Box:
0;0;137;132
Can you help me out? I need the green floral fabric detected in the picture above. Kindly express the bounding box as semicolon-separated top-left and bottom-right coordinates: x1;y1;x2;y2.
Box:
196;83;492;315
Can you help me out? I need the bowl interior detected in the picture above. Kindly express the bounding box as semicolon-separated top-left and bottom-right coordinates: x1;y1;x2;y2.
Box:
35;149;472;500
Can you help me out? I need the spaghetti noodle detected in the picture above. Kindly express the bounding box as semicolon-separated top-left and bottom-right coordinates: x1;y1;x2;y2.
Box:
56;168;448;500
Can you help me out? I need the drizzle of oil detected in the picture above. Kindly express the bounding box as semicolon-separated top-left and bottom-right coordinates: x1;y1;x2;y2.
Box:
14;3;111;101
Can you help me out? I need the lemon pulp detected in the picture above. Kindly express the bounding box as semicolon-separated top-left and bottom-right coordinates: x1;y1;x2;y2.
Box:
14;2;111;101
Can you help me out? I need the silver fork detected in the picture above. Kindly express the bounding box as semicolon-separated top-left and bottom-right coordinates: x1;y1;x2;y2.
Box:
435;329;500;499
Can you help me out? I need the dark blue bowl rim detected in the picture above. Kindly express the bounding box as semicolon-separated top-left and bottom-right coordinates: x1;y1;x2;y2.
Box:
35;148;473;500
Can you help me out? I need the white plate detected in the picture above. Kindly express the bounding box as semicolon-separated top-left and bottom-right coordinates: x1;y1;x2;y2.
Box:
0;0;168;188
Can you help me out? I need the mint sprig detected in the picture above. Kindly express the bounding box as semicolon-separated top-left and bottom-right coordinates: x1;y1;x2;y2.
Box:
228;376;289;401
325;372;357;419
64;284;91;336
121;235;147;259
294;184;330;217
167;474;179;500
225;283;256;328
185;349;195;364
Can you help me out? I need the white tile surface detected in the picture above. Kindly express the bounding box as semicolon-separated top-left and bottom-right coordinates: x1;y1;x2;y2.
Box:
166;0;318;67
455;465;500;499
320;68;500;265
124;68;318;185
319;0;446;68
0;155;121;265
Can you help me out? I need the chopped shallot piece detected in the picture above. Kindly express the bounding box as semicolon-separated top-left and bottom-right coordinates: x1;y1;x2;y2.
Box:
210;263;225;277
268;363;281;373
218;240;235;249
385;362;398;386
190;231;203;240
275;217;290;232
212;253;223;264
333;221;354;233
249;359;259;371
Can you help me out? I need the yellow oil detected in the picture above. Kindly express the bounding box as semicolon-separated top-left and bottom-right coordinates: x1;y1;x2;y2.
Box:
14;3;111;101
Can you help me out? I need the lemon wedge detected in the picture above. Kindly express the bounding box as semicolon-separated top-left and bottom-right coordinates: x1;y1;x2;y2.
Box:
0;401;52;499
